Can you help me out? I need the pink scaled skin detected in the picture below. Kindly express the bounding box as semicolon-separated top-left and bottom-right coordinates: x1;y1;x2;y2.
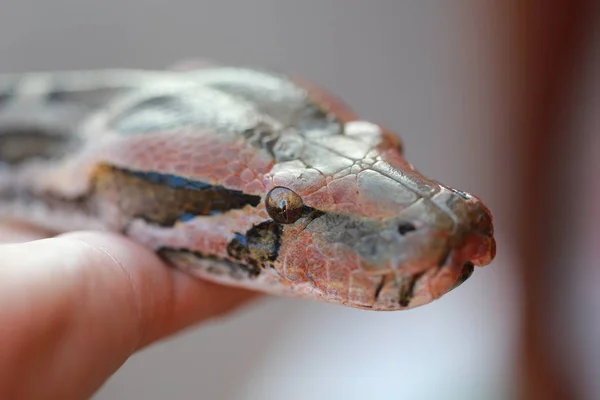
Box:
0;64;496;310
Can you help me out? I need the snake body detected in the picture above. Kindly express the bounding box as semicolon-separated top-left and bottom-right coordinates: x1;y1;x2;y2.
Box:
0;62;496;310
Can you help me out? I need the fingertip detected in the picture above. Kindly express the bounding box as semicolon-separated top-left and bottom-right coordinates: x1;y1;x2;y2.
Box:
55;230;260;347
1;229;259;354
0;230;261;397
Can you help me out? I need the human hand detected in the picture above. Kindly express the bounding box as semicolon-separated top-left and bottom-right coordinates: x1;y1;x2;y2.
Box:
0;222;258;399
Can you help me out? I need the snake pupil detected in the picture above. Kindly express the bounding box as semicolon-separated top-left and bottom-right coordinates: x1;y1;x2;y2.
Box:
266;187;304;224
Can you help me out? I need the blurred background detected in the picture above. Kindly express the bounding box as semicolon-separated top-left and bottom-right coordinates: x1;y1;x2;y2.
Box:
0;1;597;399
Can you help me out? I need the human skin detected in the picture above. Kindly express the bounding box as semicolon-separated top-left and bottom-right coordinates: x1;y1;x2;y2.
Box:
0;222;257;399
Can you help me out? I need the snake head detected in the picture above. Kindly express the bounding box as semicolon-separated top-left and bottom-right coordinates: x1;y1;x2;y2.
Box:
83;66;496;311
262;121;496;310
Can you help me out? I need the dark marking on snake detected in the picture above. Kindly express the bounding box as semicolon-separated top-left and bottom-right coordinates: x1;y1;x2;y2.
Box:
241;125;280;157
227;220;283;273
450;262;474;292
45;84;124;109
399;273;423;307
129;170;214;190
157;247;260;279
0;180;90;225
295;105;341;135
0;129;72;165
46;88;69;103
307;212;391;263
110;95;198;134
374;275;386;302
89;164;261;226
301;206;325;223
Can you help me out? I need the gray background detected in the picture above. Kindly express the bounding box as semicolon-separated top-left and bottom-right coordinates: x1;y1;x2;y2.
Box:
4;1;588;399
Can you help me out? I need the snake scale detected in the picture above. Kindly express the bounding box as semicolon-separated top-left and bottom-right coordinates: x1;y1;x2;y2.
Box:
0;61;496;310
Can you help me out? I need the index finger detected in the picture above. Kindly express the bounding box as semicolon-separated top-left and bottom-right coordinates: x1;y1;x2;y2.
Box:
0;230;258;398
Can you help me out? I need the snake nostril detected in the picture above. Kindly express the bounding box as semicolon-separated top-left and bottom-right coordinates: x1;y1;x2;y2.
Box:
397;222;416;235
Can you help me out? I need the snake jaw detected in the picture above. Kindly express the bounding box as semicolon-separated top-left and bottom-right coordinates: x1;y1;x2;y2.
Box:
364;186;496;310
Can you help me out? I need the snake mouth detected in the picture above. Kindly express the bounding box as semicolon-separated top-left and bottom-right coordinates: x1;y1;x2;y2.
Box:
369;258;477;310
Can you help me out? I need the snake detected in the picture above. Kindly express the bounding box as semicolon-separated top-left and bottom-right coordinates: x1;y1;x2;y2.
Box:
0;61;496;311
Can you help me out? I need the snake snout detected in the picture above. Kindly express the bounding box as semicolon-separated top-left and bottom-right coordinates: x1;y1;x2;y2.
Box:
441;188;497;268
463;201;496;267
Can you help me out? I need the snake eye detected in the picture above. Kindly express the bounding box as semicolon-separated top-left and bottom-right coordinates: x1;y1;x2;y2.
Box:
266;187;304;224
